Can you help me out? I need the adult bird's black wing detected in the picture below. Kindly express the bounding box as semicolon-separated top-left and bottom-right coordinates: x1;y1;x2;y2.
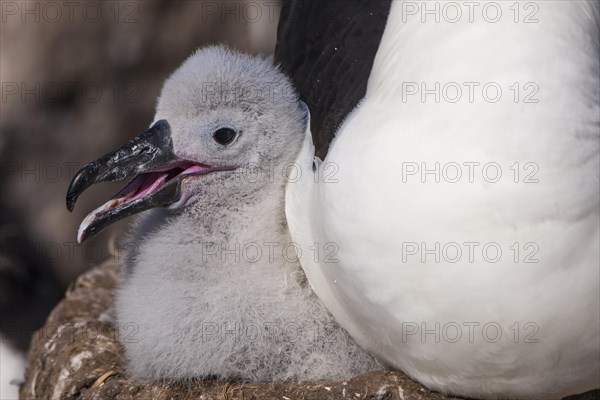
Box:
275;0;392;159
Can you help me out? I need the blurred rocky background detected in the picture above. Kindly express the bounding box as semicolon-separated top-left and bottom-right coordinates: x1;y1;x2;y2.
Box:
0;1;280;397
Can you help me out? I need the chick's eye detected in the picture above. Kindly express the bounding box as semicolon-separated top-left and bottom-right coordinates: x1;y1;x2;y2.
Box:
213;127;237;145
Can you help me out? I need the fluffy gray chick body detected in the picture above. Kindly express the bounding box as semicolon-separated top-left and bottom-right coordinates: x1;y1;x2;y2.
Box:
115;46;380;382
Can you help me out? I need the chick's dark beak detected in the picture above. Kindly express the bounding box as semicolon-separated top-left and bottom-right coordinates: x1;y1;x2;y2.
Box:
66;120;206;243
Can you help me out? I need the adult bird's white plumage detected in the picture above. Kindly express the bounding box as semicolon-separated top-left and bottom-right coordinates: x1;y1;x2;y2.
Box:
285;1;599;398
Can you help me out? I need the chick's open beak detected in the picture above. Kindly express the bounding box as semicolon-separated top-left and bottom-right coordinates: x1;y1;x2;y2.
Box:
66;120;211;243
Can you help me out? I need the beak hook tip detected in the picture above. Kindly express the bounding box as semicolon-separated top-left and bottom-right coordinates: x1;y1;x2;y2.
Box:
66;191;79;212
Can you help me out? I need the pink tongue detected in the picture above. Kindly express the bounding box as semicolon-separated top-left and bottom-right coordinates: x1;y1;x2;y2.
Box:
117;164;211;203
130;172;169;201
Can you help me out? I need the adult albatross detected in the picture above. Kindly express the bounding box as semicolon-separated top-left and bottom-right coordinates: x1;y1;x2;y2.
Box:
279;1;600;398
